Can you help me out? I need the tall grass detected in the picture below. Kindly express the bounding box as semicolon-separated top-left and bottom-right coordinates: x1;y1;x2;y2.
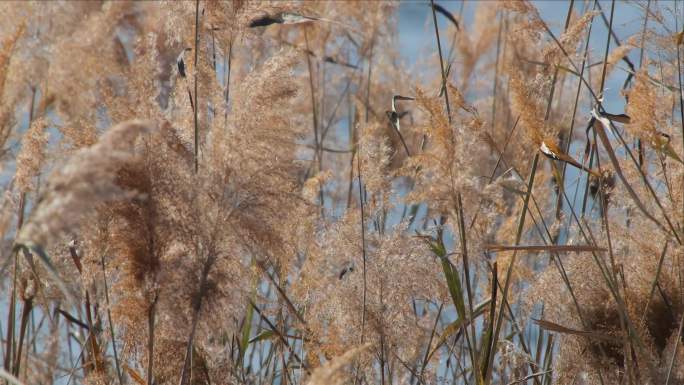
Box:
0;1;683;384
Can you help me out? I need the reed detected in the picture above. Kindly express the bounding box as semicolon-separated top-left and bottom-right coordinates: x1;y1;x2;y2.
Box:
0;1;683;384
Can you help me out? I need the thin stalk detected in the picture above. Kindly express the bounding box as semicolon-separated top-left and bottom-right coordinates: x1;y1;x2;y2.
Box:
4;219;23;373
430;0;452;124
223;37;232;125
491;11;503;131
9;87;38;377
98;255;124;385
352;35;374;385
594;135;636;382
179;257;215;385
193;0;200;173
419;303;443;381
480;262;497;381
379;292;386;385
456;193;478;379
83;292;101;374
487;261;542;385
595;0;636;80
582;0;613;219
345;89;355;210
556;0;595;220
147;295;157;385
359;36;374;346
210;25;216;73
545;0;574;121
303;30;325;217
638;0;650;69
665;313;684;385
11;298;31;376
676;2;684;230
643;263;669;362
599;0;615;94
486;153;539;383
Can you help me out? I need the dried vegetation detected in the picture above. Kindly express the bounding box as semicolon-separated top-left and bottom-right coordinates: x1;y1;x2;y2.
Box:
1;1;684;385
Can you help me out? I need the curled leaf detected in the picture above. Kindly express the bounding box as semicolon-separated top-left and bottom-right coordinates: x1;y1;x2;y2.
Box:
431;3;459;30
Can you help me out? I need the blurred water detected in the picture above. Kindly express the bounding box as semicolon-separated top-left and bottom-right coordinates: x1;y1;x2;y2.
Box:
398;0;661;112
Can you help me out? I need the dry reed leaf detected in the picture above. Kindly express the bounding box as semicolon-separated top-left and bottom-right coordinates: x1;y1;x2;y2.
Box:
533;319;620;343
485;244;606;253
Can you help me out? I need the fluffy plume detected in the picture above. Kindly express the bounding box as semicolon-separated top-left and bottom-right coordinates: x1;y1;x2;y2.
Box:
17;120;153;248
15;117;49;192
306;344;371;385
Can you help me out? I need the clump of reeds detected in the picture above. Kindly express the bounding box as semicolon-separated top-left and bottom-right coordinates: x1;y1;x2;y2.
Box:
1;1;684;385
